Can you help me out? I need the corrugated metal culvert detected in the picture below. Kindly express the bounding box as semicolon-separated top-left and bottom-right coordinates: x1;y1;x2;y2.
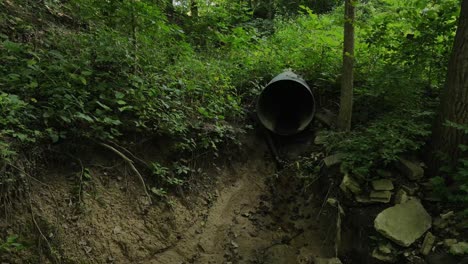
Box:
256;71;316;135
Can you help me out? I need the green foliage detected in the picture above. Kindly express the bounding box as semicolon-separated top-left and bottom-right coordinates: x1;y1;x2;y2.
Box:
359;0;459;89
324;110;432;177
0;235;25;253
0;0;460;200
150;161;186;193
0;0;243;161
0;92;37;160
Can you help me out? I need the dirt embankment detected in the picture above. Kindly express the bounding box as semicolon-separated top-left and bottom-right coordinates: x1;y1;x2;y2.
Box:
0;134;337;264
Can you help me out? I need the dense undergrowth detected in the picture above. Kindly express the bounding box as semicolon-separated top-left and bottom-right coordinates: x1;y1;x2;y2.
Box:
0;0;464;200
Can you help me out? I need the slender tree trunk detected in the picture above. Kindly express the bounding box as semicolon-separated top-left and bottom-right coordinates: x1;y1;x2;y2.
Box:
165;0;175;21
430;0;468;173
130;0;138;73
191;0;198;17
337;0;355;131
267;0;274;19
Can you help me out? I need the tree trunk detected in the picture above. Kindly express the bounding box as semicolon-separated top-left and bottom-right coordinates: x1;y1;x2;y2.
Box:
190;0;198;17
337;0;355;131
165;0;175;20
267;0;274;19
130;0;138;74
430;0;468;173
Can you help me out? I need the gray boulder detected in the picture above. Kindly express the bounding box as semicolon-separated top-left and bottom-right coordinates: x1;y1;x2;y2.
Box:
374;199;432;247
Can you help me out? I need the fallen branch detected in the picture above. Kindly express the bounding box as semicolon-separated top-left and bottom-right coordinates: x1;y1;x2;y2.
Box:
99;143;152;204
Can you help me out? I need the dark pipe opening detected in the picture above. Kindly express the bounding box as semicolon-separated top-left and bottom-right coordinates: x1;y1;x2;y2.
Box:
257;72;315;135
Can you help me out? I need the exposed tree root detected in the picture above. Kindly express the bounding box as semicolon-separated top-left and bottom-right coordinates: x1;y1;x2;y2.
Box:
99;142;152;204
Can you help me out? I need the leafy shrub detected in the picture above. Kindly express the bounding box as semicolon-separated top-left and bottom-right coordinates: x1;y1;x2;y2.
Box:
0;235;24;253
324;110;432;177
0;92;38;161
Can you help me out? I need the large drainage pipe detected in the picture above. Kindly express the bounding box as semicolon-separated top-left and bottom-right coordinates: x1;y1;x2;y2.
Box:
256;71;316;136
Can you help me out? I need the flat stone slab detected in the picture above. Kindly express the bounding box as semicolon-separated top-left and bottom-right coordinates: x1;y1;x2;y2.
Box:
420;231;436;255
398;158;424;181
340;174;362;195
324;153;345;167
370;191;392;203
372;179;394;191
374;199;432;247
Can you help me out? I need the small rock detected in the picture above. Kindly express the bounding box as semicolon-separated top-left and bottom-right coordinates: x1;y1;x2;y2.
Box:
444;239;458;247
313;257;343;264
420;232;436;255
441;211;455;220
374;199;432;247
355;195;374;204
372;248;396;263
433;217;449;230
230;241;239;248
406;255;425;264
370;191;392;203
197;242;207;252
324;153;345;167
398;158;424;181
314;134;327;145
241;212;250;218
378;243;393;255
401;184;419;195
372;179;394;191
372;243;397;263
450;242;468;255
395;189;409;204
83;246;92;254
340;174;362;195
113;226;122;235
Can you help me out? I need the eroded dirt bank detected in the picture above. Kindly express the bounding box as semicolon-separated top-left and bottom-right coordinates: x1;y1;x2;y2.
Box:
0;134;337;264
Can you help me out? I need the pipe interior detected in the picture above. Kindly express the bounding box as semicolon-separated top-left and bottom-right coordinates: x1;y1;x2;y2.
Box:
257;80;315;135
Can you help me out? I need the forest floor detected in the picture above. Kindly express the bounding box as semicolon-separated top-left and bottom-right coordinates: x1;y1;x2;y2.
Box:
0;133;338;264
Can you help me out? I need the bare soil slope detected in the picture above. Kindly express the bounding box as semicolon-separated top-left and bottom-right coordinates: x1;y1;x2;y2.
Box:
0;134;335;264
